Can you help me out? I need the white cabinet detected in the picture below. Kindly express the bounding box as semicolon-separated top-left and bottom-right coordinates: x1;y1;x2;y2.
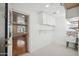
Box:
39;12;56;26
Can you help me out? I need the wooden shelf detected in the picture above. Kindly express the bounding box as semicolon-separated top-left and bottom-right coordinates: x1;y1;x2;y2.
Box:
13;22;28;26
70;27;78;29
73;28;79;32
13;32;28;37
70;27;79;32
70;21;78;24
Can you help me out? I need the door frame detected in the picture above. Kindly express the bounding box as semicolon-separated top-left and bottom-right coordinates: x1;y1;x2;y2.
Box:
5;3;8;56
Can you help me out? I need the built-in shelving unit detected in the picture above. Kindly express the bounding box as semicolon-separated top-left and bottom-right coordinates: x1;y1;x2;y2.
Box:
12;11;29;56
68;17;79;31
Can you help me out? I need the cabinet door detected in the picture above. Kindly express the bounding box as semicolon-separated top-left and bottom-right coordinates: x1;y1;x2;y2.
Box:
13;35;28;56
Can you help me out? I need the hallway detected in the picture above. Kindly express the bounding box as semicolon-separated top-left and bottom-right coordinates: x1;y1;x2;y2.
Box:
22;42;78;56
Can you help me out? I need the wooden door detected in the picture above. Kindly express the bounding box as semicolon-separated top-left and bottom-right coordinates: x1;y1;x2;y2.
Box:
12;11;29;56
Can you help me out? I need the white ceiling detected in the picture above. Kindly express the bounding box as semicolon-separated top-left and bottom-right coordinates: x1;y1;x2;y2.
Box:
11;3;65;15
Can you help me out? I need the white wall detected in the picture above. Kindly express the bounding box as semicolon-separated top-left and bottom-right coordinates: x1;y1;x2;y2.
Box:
8;4;66;55
53;15;66;46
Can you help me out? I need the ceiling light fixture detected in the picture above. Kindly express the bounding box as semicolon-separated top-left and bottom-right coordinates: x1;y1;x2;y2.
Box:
45;4;50;8
22;15;25;17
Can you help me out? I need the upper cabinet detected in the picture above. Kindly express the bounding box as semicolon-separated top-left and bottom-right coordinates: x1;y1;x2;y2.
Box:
39;12;56;26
